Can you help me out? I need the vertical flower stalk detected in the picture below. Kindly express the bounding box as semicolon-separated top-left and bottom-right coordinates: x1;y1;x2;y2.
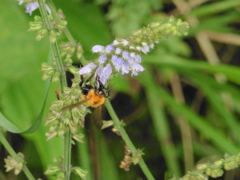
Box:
36;0;71;179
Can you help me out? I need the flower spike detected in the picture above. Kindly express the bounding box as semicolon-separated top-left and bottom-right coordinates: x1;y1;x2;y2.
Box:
78;16;189;85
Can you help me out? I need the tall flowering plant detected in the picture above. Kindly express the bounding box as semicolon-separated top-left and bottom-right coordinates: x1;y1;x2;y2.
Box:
1;0;192;180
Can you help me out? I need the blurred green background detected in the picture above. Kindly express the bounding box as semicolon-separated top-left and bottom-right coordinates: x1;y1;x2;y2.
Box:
1;0;240;179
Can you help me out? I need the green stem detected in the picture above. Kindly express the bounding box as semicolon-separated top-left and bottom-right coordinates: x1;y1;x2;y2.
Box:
63;130;72;180
0;131;36;180
38;0;67;89
38;1;71;179
104;100;155;180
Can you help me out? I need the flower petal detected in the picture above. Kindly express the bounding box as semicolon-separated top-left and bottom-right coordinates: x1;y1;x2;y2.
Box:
92;45;105;53
78;62;97;75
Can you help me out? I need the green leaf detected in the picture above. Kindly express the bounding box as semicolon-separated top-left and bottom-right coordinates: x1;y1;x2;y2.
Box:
186;0;240;18
146;87;181;177
145;55;240;84
140;70;240;154
53;0;112;58
185;71;240;144
0;78;50;134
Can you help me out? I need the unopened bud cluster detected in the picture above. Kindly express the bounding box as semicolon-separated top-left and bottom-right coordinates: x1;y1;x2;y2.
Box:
45;157;87;180
45;74;90;141
171;153;240;180
79;16;189;86
119;146;143;171
28;15;67;43
4;153;24;175
45;158;64;180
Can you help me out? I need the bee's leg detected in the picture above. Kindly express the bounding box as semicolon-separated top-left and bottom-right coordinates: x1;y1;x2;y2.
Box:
80;74;85;88
85;72;96;84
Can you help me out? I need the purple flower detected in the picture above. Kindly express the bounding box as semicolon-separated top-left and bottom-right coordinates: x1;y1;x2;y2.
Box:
92;45;105;53
25;2;51;16
130;62;144;72
96;64;112;85
135;54;142;63
25;2;39;15
131;72;139;76
141;46;150;54
111;55;118;63
105;45;115;53
99;55;107;64
78;62;97;75
103;64;112;76
122;51;129;59
120;61;130;75
113;58;124;71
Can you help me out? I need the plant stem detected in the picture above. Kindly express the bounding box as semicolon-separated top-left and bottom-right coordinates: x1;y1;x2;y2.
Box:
105;100;155;180
38;0;67;89
63;130;72;180
38;1;71;179
0;131;36;180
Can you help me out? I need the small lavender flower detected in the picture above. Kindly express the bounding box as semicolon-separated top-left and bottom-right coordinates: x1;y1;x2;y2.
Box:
135;54;142;63
96;64;112;85
21;2;51;16
120;61;130;75
141;45;150;54
92;45;105;53
78;62;96;75
122;51;129;59
99;55;107;64
105;45;115;53
25;2;39;15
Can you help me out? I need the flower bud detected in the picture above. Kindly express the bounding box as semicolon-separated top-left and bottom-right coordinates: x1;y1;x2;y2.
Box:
4;153;24;175
49;30;59;44
44;165;60;175
76;44;83;59
56;20;67;31
72;167;88;179
36;28;48;41
196;163;208;170
52;71;60;82
72;133;84;143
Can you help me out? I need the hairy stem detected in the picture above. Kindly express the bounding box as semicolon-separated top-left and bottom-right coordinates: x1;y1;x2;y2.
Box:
38;1;71;179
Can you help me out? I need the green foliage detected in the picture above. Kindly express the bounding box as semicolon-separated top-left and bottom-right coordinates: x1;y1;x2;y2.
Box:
0;0;240;180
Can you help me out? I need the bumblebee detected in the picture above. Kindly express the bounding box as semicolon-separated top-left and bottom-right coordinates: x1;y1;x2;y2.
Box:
81;77;110;108
62;76;110;110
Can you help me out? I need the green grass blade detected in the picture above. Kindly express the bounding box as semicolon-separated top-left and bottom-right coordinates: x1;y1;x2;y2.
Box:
145;55;240;84
146;87;181;177
186;0;240;18
0;76;50;134
186;71;240;143
141;70;239;154
0;112;22;133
